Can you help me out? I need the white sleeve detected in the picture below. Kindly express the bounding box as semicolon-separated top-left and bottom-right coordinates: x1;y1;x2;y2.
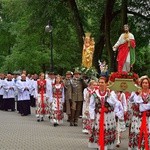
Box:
49;85;53;103
16;81;24;92
133;95;143;104
139;103;150;112
126;91;144;106
34;82;38;99
28;80;32;93
107;91;118;107
122;93;127;112
89;95;95;120
114;101;124;119
3;80;9;92
12;82;16;91
45;82;49;99
83;88;87;101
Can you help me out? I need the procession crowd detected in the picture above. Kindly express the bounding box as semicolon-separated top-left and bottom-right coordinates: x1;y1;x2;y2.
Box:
0;70;149;150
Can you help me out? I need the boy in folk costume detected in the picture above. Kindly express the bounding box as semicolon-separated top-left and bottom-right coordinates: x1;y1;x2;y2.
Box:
46;72;55;105
124;92;132;127
35;73;49;122
113;24;136;72
111;91;127;147
49;75;65;127
82;80;97;134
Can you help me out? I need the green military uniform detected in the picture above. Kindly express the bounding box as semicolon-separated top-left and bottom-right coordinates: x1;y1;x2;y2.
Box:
70;71;87;126
64;71;72;121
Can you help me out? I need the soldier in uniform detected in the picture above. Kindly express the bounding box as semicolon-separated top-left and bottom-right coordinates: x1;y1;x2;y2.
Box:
64;71;73;122
70;71;87;126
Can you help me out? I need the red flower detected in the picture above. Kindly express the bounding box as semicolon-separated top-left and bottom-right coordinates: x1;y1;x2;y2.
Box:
109;72;139;83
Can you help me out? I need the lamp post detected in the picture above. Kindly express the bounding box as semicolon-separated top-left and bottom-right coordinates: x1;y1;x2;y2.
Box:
45;21;54;72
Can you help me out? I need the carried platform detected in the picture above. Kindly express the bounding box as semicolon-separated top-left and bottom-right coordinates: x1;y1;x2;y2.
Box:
108;72;140;92
108;78;140;92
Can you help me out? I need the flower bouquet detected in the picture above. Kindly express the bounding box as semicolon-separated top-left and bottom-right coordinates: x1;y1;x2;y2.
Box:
109;71;139;83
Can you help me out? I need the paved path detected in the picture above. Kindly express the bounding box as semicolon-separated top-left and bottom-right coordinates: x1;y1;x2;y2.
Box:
0;108;128;150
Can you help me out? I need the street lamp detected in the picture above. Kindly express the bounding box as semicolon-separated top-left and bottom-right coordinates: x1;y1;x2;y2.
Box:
45;20;54;72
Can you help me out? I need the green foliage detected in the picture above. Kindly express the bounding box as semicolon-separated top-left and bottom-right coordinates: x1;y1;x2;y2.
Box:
75;66;98;79
134;46;150;76
0;0;149;77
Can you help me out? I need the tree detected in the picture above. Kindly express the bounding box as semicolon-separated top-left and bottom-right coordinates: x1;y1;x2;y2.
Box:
0;0;149;76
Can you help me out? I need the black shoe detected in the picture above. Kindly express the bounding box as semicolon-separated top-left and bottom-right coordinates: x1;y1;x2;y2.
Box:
37;118;40;122
54;123;58;127
70;122;74;126
67;115;71;122
74;123;78;126
116;144;120;148
41;117;44;121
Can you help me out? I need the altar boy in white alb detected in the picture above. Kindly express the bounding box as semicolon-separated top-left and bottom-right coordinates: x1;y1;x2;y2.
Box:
3;73;16;111
16;74;31;116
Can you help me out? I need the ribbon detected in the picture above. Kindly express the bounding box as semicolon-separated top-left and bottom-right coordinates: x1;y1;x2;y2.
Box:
56;88;60;121
138;111;149;150
98;96;105;150
41;89;45;114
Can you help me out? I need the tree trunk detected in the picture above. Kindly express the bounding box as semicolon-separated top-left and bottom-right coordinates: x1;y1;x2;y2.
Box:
93;15;105;72
121;0;128;27
67;0;84;49
105;0;116;72
93;9;121;73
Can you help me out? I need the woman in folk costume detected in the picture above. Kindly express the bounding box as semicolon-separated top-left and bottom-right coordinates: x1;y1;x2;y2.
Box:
50;75;64;127
82;80;97;134
88;77;123;150
113;24;136;72
35;73;49;122
128;75;150;150
112;91;127;147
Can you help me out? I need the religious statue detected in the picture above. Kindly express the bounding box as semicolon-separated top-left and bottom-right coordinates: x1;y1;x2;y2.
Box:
98;60;109;77
113;24;136;72
82;33;95;68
